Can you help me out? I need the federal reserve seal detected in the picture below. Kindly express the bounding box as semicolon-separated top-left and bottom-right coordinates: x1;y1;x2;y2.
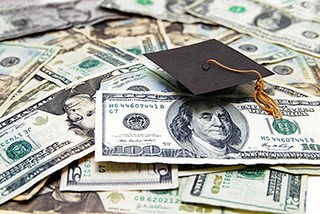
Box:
272;119;298;135
0;57;20;67
123;113;150;130
6;140;32;160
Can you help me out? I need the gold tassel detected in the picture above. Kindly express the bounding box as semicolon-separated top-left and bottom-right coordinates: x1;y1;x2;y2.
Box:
204;59;282;119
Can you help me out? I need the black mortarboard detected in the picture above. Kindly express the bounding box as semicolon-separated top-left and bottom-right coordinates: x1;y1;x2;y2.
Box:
144;39;273;95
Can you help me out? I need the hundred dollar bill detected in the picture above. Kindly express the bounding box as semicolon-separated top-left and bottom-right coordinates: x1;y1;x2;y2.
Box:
228;36;298;64
96;91;320;165
0;42;60;111
186;0;320;57
180;167;307;214
60;153;178;191
99;0;203;24
38;38;140;86
256;0;320;23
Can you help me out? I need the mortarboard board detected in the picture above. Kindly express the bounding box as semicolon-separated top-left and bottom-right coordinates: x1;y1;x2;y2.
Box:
144;39;273;95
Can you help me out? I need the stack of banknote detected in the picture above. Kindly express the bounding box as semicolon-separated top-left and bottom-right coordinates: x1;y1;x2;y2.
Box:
0;0;319;213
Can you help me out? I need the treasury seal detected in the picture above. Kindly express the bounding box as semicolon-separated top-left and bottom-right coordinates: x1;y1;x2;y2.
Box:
238;167;265;179
272;119;298;135
6;140;32;160
79;59;100;69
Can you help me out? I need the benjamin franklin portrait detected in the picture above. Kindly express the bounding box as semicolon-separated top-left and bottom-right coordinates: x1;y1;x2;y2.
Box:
166;96;249;159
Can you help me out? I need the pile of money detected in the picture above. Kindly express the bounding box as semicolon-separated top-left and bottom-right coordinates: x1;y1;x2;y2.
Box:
0;0;319;213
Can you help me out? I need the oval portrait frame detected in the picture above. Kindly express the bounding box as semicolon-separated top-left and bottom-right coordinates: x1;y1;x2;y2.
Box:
165;96;249;152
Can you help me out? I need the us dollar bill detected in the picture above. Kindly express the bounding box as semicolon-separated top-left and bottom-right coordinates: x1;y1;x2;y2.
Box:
0;0;76;9
98;188;230;214
255;0;320;23
0;42;60;112
104;34;170;55
0;67;125;205
180;167;307;214
179;22;239;42
265;54;320;96
0;4;71;41
85;18;173;50
13;28;88;47
99;0;203;23
186;0;320;57
96;91;320;165
270;165;320;175
54;0;128;27
226;78;314;99
228;36;298;64
38;38;141;86
60;153;178;191
96;60;180;93
178;164;246;177
1;79;59;117
159;21;241;47
0;61;182;205
0;0;127;41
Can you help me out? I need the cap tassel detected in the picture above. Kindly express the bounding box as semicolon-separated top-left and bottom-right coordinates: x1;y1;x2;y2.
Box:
203;59;283;120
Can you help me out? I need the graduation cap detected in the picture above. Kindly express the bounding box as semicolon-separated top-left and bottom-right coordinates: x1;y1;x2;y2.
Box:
144;39;273;95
